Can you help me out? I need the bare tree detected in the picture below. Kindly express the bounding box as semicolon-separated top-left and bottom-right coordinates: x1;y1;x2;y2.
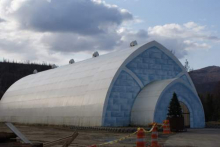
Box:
184;59;190;72
170;50;175;55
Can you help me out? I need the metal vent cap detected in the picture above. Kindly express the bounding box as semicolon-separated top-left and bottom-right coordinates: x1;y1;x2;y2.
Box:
33;69;38;74
69;59;75;64
130;40;138;47
93;51;99;57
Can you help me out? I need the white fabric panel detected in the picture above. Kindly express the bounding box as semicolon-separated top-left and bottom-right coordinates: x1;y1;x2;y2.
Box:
0;46;137;126
131;79;176;126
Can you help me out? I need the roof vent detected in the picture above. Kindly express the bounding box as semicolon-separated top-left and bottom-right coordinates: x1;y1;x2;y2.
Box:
51;64;58;69
69;59;75;64
130;40;138;47
33;69;38;74
93;51;99;58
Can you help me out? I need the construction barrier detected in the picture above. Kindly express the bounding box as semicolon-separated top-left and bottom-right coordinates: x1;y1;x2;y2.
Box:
151;124;160;147
163;120;171;134
87;122;165;147
142;123;157;133
136;128;146;147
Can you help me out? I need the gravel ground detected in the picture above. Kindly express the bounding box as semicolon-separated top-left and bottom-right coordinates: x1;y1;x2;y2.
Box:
3;123;219;147
0;123;172;147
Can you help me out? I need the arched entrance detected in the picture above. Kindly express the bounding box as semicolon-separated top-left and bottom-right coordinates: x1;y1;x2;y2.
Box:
180;102;190;128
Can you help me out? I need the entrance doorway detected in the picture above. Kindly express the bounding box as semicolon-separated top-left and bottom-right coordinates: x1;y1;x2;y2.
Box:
180;102;190;128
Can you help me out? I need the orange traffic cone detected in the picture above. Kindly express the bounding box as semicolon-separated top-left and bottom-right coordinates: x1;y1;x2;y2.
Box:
163;120;171;134
137;128;146;147
151;124;160;147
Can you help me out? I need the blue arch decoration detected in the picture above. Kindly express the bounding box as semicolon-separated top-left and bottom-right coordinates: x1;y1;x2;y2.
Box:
126;47;182;85
103;46;188;126
103;71;141;126
154;82;205;128
180;75;192;86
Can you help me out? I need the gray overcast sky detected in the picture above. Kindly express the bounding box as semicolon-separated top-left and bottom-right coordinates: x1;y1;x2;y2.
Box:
0;0;219;69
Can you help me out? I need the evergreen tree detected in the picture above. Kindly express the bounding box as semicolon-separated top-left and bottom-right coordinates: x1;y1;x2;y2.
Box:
214;82;220;121
167;93;183;118
0;62;52;100
206;93;214;121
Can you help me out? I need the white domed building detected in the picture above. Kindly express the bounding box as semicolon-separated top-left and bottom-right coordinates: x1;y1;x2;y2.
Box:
0;41;205;128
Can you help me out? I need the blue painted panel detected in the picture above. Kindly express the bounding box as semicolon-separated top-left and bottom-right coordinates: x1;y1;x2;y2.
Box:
103;47;186;126
103;71;141;126
180;75;192;86
126;47;182;85
103;46;191;127
154;83;205;128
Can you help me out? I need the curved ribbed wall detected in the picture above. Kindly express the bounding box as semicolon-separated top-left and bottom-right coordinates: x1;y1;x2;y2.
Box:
0;41;205;128
0;46;136;126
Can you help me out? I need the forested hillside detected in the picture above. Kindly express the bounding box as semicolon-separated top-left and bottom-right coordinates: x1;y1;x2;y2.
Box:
0;61;52;99
189;66;220;122
199;82;220;122
189;66;220;95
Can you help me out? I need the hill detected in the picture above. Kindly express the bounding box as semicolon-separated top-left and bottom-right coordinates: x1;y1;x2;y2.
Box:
189;66;220;121
189;66;220;95
0;62;52;99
